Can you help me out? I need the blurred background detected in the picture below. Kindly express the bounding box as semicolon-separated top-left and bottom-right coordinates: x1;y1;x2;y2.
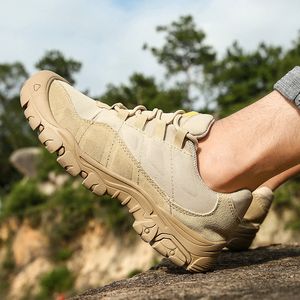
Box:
1;0;300;299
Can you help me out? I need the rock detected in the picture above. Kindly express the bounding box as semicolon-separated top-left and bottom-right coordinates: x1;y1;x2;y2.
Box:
38;173;69;195
9;147;41;178
48;171;69;187
12;222;48;267
9;257;52;300
72;244;300;300
0;219;158;299
38;181;57;195
67;220;158;290
0;218;19;242
253;207;300;247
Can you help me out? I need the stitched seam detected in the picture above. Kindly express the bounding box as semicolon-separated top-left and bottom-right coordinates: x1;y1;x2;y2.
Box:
189;141;218;197
55;81;193;157
167;196;222;217
228;197;240;222
137;132;144;185
170;146;174;215
115;128;221;216
77;122;92;143
170;146;174;203
52;83;190;208
256;196;272;212
77;120;220;217
106;132;117;168
125;121;193;156
56;82;95;126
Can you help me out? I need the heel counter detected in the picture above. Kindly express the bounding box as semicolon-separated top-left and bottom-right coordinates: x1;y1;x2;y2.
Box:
230;189;253;220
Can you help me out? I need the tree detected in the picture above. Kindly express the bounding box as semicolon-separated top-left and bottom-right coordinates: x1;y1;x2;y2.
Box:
144;15;216;109
0;62;31;190
100;73;186;112
0;51;83;191
208;34;300;117
35;50;81;85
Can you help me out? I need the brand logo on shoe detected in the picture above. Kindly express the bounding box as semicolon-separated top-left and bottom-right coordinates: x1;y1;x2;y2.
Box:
34;84;41;91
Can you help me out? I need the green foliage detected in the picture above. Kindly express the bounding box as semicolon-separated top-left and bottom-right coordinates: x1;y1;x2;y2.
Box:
0;50;82;192
0;241;15;298
150;257;161;267
2;254;15;272
53;248;73;262
208;35;300;117
48;182;96;242
0;62;34;191
37;147;65;181
145;15;215;75
35;50;81;85
48;183;132;242
98;195;133;233
273;178;300;230
100;72;186;111
43;182;132;258
2;13;300;300
1;179;47;220
274;180;300;207
0;62;27;98
127;268;142;278
144;15;215;109
36;266;74;299
0;176;132;260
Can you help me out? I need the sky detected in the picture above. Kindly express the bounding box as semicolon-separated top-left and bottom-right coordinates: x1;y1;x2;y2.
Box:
1;0;300;95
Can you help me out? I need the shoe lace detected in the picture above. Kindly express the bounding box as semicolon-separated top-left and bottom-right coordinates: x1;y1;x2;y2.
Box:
111;103;198;147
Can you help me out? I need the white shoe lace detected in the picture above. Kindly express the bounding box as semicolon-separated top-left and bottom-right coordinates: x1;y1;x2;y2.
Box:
111;103;198;147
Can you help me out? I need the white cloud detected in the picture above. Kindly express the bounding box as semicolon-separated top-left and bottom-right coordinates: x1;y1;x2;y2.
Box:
0;0;300;95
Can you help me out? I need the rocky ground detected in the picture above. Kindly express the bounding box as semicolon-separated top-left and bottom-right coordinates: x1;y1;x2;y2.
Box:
72;244;300;300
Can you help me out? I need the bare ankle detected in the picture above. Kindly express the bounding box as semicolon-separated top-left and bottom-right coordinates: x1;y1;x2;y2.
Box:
197;120;254;192
197;120;232;192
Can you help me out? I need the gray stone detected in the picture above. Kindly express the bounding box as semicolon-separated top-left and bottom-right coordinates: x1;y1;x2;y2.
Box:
10;147;41;177
71;244;300;300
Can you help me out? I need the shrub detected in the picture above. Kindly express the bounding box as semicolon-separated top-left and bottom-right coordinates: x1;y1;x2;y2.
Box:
0;241;15;298
273;180;300;207
53;247;73;262
274;178;300;230
47;182;133;243
37;147;64;181
36;266;74;299
48;182;96;241
127;268;142;278
1;179;47;220
98;195;133;233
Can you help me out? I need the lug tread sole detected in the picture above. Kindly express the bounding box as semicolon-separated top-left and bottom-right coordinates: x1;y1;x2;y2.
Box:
20;72;226;272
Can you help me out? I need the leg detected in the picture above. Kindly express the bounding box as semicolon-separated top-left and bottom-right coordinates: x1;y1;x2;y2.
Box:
227;163;300;251
199;90;300;192
261;164;300;190
199;67;300;193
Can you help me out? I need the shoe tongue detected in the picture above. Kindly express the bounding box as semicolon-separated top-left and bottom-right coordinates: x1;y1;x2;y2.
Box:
180;112;215;139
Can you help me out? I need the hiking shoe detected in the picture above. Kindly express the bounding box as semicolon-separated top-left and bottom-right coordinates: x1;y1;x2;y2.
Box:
227;186;274;251
20;70;252;272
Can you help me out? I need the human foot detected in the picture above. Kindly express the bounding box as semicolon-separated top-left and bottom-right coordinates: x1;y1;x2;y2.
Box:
20;70;252;272
227;186;274;251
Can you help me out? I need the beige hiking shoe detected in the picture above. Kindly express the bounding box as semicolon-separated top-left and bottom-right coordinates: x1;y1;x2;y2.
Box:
20;70;252;272
227;186;274;251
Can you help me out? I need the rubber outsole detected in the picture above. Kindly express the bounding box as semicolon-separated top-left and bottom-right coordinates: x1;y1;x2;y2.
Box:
20;71;226;272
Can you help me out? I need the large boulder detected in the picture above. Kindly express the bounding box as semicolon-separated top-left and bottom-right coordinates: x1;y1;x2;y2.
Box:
72;244;300;300
10;147;41;178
